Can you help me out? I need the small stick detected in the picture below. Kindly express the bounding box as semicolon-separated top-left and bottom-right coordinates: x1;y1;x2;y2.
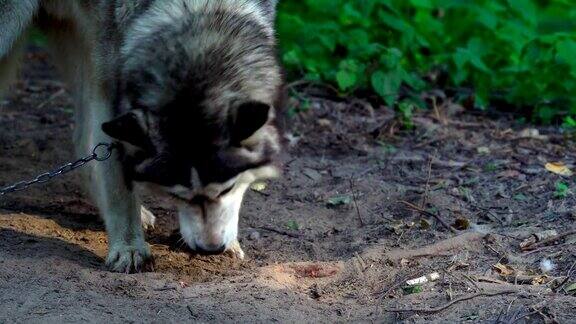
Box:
420;153;435;209
349;178;365;227
258;226;302;239
399;200;457;233
384;290;516;314
392;155;467;168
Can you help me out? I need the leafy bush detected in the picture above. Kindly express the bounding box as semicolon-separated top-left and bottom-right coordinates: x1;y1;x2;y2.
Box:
277;0;576;123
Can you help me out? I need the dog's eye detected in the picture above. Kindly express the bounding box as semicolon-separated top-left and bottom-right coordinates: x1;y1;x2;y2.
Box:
217;185;234;198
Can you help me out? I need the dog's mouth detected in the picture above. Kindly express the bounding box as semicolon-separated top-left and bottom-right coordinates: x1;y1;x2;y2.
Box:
138;165;280;253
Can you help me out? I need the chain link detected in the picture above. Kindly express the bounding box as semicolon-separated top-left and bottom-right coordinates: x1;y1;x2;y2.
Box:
0;143;117;197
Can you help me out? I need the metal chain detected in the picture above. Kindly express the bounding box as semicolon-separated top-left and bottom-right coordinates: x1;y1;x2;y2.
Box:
0;143;117;197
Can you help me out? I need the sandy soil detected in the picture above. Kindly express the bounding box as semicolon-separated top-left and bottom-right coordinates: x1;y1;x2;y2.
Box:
0;50;575;323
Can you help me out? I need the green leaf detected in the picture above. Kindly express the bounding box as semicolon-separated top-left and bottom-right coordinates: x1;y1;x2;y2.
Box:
336;70;357;91
371;71;402;106
556;40;576;75
409;0;433;9
476;8;499;30
286;220;300;231
566;282;576;295
562;116;576;130
403;285;423;295
379;48;403;70
555;182;570;199
282;50;301;66
507;0;538;25
277;0;576;124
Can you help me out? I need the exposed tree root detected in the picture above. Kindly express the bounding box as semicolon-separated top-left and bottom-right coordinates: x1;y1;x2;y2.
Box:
379;232;485;262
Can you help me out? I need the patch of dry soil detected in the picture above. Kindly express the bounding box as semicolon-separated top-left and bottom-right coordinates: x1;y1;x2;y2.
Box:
0;50;575;323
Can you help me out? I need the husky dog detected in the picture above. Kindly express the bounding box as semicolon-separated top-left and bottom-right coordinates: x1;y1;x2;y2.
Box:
0;0;284;273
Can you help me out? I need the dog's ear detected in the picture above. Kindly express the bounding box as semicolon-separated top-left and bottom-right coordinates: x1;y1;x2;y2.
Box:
230;101;270;144
102;110;150;148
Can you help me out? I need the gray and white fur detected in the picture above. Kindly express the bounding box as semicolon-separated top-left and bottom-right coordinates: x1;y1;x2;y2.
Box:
0;0;284;273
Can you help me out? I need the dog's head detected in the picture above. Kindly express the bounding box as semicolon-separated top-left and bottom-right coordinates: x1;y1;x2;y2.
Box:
104;2;283;254
102;101;280;254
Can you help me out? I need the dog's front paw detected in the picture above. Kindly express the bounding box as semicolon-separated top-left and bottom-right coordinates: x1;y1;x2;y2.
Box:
226;240;245;260
140;206;156;230
106;241;153;273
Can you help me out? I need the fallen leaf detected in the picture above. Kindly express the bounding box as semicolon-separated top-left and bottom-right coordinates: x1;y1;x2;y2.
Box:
477;146;491;154
317;118;332;128
493;263;515;276
531;275;548;285
545;162;573;176
566;282;576;295
419;218;431;230
389;221;406;235
453;217;470;230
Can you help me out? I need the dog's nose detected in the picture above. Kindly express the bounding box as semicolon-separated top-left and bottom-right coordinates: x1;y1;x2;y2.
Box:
195;242;226;255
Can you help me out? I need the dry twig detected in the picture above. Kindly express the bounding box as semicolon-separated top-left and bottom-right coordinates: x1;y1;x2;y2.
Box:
258;226;303;239
399;200;457;233
420;153;435;209
349;178;365;227
392;155;468;168
522;230;576;251
382;232;484;262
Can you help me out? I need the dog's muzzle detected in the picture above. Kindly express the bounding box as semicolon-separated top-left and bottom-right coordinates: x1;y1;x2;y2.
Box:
178;184;249;254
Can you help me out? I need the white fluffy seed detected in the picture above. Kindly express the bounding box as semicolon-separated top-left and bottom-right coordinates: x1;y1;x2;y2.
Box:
540;259;555;273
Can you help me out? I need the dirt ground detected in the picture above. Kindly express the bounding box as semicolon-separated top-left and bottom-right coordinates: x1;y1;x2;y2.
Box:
0;49;575;323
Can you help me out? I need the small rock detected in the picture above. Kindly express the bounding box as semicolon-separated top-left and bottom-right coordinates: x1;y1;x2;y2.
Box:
477;146;490;154
518;128;549;140
317;118;332;128
248;230;261;241
250;182;267;192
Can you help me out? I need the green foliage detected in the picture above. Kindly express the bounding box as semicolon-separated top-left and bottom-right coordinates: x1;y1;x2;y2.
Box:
286;220;301;231
278;0;576;123
554;181;570;199
403;285;423;295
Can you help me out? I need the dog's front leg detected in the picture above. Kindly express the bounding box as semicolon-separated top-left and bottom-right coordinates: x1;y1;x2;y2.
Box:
76;98;152;273
93;156;152;273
